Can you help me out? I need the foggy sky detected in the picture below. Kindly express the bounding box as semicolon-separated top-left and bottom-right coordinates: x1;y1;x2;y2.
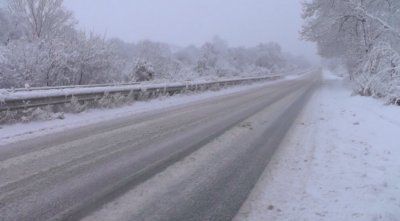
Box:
65;0;319;62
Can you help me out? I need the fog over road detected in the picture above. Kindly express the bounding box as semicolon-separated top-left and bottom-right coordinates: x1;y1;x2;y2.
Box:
0;73;319;221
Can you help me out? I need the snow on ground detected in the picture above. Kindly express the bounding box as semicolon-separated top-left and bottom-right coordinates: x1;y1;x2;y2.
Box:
235;70;400;221
0;78;298;146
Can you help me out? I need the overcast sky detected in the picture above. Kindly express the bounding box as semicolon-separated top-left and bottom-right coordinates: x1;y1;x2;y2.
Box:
65;0;319;62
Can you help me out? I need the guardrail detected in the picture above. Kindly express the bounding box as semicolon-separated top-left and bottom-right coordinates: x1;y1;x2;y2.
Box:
9;82;141;92
0;76;281;112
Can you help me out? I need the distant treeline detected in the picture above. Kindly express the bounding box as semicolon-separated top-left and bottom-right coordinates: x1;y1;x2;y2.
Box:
0;0;310;89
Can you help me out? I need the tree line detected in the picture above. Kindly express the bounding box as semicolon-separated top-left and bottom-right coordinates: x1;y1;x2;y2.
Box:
0;0;309;89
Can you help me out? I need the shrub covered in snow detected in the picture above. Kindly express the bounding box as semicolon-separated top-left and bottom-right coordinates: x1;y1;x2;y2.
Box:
354;42;400;103
133;61;154;82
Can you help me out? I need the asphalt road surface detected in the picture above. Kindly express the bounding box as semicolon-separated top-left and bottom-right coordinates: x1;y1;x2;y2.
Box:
0;72;319;221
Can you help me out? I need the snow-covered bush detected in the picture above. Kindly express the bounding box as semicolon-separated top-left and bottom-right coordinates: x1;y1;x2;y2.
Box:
71;33;118;85
0;106;64;124
354;42;400;103
133;61;154;82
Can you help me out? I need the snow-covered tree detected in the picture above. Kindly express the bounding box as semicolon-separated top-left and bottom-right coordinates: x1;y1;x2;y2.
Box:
353;42;400;100
173;45;200;67
72;33;117;85
196;36;235;77
253;42;286;71
302;0;400;102
6;0;75;40
0;7;22;45
134;40;181;79
0;8;12;44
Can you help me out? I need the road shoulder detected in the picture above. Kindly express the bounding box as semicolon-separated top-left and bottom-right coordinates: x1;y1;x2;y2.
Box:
235;71;400;221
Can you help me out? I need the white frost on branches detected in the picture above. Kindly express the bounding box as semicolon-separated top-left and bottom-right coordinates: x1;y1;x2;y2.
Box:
302;0;400;103
0;0;311;90
354;42;400;102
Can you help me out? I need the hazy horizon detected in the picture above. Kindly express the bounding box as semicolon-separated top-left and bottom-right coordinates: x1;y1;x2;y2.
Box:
64;0;319;63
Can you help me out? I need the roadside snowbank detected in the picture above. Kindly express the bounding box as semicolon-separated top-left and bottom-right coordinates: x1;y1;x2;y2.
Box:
235;70;400;221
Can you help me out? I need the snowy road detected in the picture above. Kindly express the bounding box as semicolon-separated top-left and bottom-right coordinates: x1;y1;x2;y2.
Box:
0;73;318;221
